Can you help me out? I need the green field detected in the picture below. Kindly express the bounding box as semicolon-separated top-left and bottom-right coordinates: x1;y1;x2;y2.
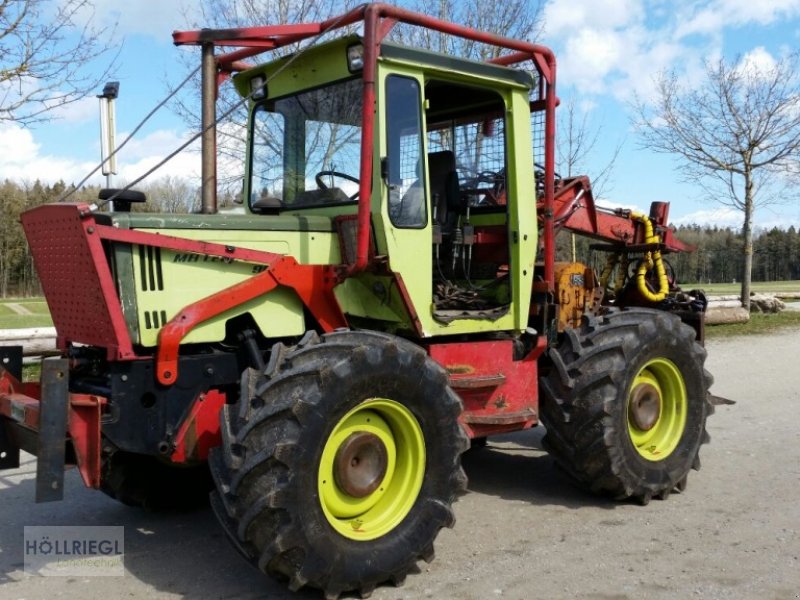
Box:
684;280;800;295
705;310;800;338
0;298;53;329
2;289;799;342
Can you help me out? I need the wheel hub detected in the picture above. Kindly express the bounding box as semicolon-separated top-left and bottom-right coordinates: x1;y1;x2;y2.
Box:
333;432;388;498
319;399;425;540
629;382;661;431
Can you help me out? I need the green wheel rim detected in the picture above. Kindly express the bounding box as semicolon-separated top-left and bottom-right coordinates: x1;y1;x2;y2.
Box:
626;358;687;461
318;398;425;541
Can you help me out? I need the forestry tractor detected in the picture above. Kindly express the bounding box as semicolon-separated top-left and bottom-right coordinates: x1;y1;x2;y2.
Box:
0;4;713;597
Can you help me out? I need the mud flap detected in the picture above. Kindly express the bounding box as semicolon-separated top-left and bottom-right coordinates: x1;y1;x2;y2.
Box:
0;346;23;469
0;421;20;469
0;346;23;381
36;358;70;503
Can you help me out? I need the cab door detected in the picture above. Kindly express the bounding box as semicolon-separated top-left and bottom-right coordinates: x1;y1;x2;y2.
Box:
376;66;536;337
377;71;435;333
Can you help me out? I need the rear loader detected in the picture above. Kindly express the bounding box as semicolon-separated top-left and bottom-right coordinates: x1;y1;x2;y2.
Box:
0;4;713;597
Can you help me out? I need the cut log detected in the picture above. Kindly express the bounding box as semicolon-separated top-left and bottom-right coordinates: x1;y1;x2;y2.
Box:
0;327;57;356
705;306;750;325
750;294;786;313
707;299;745;308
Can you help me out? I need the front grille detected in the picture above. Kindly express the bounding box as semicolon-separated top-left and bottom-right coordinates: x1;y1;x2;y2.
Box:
138;245;164;291
143;309;169;330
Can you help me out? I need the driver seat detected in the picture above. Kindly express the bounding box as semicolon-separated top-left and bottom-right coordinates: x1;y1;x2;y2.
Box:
428;150;460;229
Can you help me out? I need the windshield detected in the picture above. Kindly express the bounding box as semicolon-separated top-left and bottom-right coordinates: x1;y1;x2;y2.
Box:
249;78;363;211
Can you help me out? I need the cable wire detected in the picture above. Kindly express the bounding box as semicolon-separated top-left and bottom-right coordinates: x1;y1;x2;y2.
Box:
58;66;201;203
88;12;355;212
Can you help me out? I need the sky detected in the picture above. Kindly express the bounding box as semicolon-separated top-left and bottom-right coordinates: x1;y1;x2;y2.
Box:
1;0;800;231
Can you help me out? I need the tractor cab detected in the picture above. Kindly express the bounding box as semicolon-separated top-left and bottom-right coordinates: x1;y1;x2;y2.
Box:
236;36;538;337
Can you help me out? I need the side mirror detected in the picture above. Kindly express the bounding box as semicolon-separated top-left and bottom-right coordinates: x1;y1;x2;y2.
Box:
381;157;402;217
380;156;389;184
234;180;245;204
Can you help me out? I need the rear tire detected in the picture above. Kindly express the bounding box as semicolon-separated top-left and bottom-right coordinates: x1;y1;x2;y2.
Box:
539;309;713;503
209;330;468;598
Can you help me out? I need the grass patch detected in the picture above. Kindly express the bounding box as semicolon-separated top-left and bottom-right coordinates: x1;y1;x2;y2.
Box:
0;296;46;305
705;310;800;339
0;313;53;329
686;280;800;295
0;314;53;329
0;297;52;329
23;363;42;383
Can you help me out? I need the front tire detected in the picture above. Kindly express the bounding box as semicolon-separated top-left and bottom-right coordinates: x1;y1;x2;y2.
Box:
539;309;713;504
209;330;468;598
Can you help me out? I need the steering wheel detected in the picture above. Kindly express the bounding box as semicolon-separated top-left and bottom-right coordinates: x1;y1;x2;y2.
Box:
475;170;501;184
471;170;505;206
315;170;360;200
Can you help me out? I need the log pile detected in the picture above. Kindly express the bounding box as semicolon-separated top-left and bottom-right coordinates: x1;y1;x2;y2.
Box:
773;291;800;300
705;291;794;324
748;294;786;313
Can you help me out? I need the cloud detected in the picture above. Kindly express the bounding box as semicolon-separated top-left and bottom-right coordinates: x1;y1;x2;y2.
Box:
672;206;742;228
118;151;200;185
595;197;647;214
0;123;97;185
98;128;204;185
0;124;40;165
0;123;202;187
560;28;625;94
736;46;778;77
544;0;642;36
119;129;197;162
675;0;800;38
543;0;685;99
0;150;98;186
543;0;800;101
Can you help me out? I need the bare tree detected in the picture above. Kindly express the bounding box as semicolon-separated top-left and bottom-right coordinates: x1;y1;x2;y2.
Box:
556;98;623;262
173;0;361;192
391;0;544;61
0;0;117;124
173;0;544;191
139;176;200;213
634;53;800;309
557;98;622;199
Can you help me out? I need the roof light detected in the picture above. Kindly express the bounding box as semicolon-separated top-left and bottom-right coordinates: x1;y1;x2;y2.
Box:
250;75;267;100
347;44;364;72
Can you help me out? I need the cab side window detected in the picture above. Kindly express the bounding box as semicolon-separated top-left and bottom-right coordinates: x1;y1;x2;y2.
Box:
385;76;427;228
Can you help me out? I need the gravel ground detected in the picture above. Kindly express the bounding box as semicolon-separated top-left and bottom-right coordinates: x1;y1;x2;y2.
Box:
1;328;799;600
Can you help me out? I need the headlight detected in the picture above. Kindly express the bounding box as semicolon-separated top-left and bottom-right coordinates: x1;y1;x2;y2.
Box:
250;75;267;100
347;44;364;72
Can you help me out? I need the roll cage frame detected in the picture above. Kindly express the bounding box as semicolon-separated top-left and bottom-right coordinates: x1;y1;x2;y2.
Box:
172;2;560;289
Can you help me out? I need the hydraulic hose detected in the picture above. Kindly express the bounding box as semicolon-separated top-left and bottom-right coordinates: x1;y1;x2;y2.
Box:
614;253;629;295
599;253;619;290
630;212;669;303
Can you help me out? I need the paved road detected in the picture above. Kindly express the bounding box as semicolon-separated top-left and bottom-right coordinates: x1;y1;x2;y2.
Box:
1;328;799;599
